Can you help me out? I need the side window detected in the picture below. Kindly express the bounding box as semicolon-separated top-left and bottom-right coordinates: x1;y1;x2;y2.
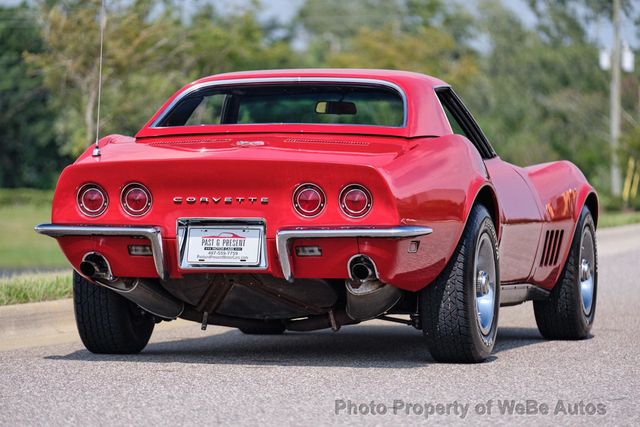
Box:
436;87;496;159
441;103;467;137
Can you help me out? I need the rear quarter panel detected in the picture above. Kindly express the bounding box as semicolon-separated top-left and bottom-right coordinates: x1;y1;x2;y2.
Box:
370;134;493;290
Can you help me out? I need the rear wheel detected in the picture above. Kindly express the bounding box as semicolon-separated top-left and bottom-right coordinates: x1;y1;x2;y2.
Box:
533;206;597;339
73;271;155;354
420;204;500;363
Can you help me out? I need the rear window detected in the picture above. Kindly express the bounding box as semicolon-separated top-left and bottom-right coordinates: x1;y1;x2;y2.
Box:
157;84;405;128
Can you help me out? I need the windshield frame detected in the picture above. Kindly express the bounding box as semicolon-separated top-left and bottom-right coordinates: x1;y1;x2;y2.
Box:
149;77;408;129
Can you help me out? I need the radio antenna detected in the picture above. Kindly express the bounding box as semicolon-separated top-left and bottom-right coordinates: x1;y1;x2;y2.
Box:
92;0;107;157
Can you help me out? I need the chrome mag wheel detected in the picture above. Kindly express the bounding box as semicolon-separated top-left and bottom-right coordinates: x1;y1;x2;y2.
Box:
474;232;497;337
579;227;595;316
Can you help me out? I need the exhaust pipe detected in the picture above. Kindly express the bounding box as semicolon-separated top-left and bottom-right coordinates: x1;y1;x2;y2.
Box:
79;261;96;277
80;252;113;281
82;252;183;320
346;255;401;321
101;278;184;320
349;255;377;281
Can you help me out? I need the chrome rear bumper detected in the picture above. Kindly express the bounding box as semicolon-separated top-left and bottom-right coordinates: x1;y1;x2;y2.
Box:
275;226;432;281
35;224;432;282
34;224;167;279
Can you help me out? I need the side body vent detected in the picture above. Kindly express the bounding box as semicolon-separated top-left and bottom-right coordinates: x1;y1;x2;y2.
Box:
540;229;564;267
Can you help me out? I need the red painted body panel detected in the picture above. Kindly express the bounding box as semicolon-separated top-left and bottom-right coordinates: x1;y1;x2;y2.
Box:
485;158;544;282
46;69;597;294
524;161;595;288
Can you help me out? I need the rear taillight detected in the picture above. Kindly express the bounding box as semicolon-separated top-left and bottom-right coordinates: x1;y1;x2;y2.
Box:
77;184;108;217
121;183;152;216
339;184;372;218
293;183;325;217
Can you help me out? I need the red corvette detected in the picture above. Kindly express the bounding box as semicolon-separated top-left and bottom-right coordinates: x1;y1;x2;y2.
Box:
36;69;598;362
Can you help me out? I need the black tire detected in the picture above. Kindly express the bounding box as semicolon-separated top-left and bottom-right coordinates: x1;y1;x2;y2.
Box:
73;271;155;354
420;204;500;363
534;206;597;339
239;323;286;335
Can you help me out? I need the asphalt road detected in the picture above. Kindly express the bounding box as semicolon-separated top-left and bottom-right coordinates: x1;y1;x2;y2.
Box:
1;225;640;426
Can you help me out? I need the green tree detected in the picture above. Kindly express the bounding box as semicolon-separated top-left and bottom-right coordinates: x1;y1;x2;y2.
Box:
25;0;187;155
0;4;68;188
326;25;479;88
183;2;295;78
297;0;479;88
466;0;609;187
25;0;297;156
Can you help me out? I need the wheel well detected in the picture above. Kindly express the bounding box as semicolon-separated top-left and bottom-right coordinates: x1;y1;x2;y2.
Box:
584;192;598;227
474;185;499;232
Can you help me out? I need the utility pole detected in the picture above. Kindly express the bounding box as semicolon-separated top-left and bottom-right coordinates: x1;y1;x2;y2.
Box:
610;0;622;196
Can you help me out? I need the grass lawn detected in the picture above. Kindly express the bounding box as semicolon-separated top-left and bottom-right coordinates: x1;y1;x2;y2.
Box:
0;194;68;269
599;210;640;229
0;271;71;305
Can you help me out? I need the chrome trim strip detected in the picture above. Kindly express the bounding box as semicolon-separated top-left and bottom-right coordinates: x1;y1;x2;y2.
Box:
150;77;408;128
34;224;167;280
276;226;433;282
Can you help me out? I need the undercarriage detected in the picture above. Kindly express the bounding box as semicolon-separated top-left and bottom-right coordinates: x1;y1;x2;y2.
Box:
78;250;418;332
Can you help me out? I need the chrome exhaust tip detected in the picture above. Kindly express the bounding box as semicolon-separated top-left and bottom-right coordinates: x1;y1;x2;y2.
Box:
345;254;401;321
348;255;377;281
80;252;113;281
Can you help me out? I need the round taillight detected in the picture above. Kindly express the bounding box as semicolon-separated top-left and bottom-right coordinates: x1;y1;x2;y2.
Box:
77;184;108;217
121;183;152;216
293;184;325;217
340;185;372;218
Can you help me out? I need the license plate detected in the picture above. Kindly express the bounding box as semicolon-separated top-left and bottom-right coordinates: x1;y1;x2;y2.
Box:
185;226;262;266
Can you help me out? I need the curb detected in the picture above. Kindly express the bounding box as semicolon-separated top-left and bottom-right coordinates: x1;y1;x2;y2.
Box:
0;298;78;351
0;297;192;352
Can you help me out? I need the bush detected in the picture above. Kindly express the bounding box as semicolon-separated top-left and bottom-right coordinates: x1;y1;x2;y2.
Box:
599;193;625;212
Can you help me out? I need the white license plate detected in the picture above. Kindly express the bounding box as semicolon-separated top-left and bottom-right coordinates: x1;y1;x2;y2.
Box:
186;227;262;266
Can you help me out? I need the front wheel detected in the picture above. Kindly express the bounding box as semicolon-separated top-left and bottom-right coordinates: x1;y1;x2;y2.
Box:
73;272;155;354
533;206;597;339
420;204;500;363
